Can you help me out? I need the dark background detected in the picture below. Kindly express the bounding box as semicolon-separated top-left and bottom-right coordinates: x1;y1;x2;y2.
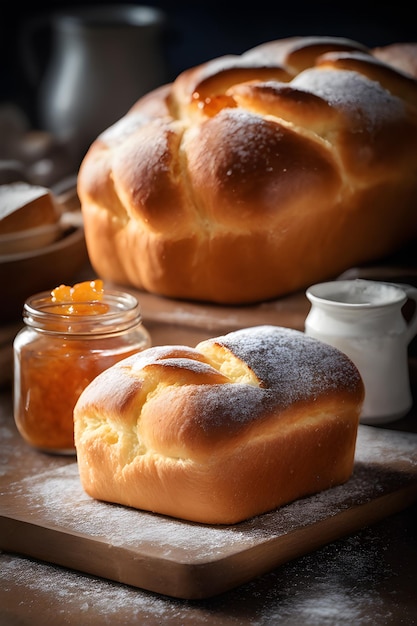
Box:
1;0;414;129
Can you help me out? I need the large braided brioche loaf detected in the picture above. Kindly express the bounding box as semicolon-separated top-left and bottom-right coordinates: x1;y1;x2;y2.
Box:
77;36;417;305
74;325;364;524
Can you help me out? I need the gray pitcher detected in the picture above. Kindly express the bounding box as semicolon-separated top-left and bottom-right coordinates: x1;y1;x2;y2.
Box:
21;4;167;163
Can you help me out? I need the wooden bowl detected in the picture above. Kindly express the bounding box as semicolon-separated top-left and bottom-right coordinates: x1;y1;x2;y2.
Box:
0;225;89;324
0;222;64;255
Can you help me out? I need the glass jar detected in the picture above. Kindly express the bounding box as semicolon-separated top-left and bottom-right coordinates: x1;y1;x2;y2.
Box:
13;288;151;454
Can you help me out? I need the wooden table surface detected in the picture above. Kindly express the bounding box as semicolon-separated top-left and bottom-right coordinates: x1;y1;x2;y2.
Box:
1;272;417;625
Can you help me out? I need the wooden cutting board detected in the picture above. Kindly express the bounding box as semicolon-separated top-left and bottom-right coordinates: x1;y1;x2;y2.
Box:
1;425;416;600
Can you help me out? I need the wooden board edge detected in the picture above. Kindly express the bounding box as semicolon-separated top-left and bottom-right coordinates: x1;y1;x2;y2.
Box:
1;482;416;600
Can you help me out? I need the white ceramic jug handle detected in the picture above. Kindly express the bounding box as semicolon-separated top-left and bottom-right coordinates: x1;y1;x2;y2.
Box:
400;284;417;344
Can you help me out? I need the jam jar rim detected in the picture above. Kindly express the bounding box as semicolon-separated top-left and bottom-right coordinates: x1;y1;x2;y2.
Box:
22;288;142;335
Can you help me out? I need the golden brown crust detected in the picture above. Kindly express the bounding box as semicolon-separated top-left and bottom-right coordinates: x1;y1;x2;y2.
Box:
74;325;364;525
77;35;417;304
0;182;60;235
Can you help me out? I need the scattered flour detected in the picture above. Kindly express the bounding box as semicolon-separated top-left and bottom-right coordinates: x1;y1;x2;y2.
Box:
2;425;416;563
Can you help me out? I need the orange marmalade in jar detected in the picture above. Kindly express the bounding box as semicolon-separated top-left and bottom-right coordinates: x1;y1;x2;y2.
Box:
13;280;151;454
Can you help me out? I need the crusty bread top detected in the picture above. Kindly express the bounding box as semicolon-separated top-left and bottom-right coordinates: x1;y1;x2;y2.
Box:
75;325;364;459
77;35;417;304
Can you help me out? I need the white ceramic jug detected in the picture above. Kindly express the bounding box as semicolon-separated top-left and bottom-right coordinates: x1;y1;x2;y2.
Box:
305;279;417;424
20;5;167;163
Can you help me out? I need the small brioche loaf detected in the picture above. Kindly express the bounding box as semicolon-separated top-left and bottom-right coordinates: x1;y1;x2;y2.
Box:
0;182;60;235
77;35;417;305
74;325;364;524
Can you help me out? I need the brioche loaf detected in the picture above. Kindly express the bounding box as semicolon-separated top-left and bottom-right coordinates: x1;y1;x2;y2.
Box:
74;325;364;524
77;35;417;305
0;182;60;235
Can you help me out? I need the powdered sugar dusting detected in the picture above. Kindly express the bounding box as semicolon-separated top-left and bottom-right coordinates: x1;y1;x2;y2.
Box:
292;68;405;130
78;326;362;438
1;410;416;607
216;109;285;166
1;553;188;622
2;426;416;564
214;325;362;403
2;516;409;625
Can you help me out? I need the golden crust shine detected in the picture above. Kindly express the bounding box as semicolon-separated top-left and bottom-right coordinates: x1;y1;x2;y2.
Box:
77;36;417;304
74;325;364;525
